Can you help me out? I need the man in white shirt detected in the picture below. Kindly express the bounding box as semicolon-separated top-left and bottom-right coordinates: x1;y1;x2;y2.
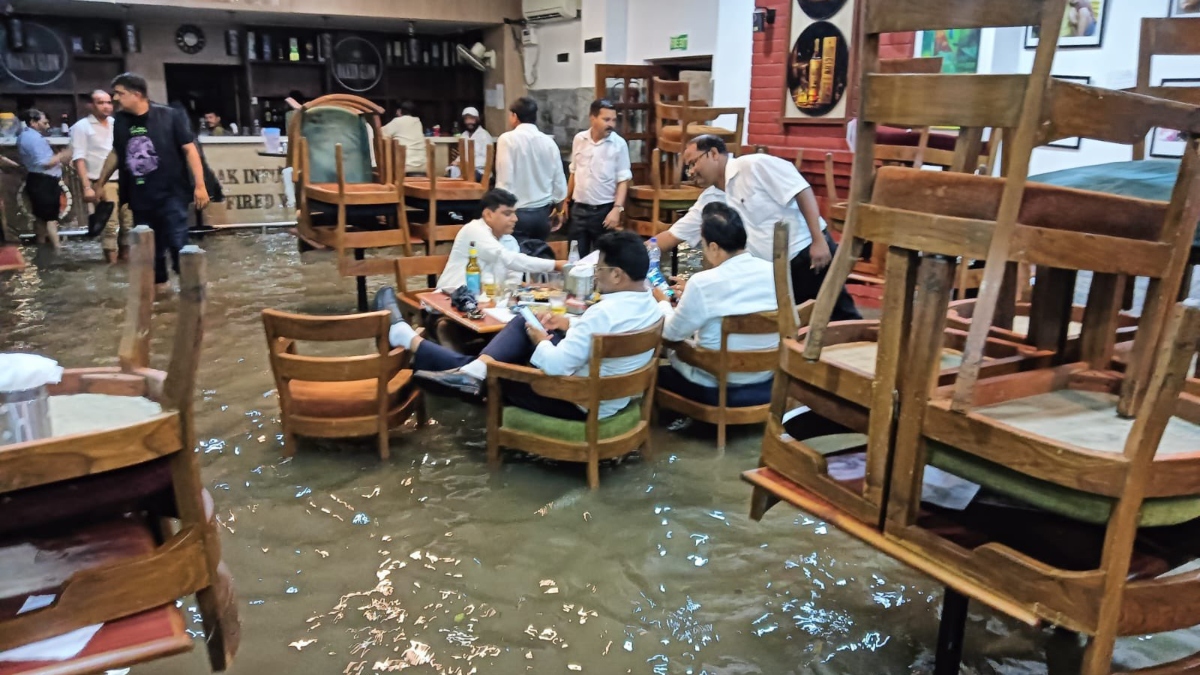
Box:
380;101;426;176
567;99;632;256
451;106;492;181
659;135;860;320
653;202;778;407
435;188;564;291
380;231;661;419
72;90;129;263
495;97;568;245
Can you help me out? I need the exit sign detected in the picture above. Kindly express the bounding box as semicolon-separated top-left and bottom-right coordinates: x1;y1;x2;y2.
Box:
670;34;688;51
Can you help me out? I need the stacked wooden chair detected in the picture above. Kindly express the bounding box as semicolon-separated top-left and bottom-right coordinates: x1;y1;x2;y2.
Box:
406;138;494;255
0;227;239;673
625;149;707;239
290;95;415;308
653;77;745;186
748;0;1200;672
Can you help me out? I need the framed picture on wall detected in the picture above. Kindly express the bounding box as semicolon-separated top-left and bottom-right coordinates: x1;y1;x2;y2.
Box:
1025;0;1108;49
783;0;855;123
1168;0;1200;17
1150;78;1200;158
919;29;981;73
1047;76;1090;148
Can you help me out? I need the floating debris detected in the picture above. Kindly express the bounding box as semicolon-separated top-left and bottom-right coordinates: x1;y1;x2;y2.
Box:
288;639;317;650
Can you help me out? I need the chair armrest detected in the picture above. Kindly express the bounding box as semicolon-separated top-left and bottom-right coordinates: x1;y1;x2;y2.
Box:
481;357;592;403
482;358;547;385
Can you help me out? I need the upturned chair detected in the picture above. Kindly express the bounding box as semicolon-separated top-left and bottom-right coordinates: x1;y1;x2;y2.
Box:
653;77;745;185
655;311;779;450
625;149;705;240
262;309;425;460
484;320;664;489
0;228;239;673
406;139;494;255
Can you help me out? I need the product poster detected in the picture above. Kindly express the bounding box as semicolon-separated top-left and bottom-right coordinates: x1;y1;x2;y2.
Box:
783;0;855;122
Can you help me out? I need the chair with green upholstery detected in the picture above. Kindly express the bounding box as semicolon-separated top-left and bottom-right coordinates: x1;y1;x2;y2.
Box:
290;94;414;284
484;320;663;489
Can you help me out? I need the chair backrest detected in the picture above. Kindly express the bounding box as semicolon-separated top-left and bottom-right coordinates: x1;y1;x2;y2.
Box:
585;320;665;421
118;226;155;372
295;95;382;185
262;309;402;413
1133;18;1200;160
773;220;800;340
394;255;450;294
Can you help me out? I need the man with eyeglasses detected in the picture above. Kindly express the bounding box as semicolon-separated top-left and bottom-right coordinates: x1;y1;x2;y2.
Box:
656;134;860;320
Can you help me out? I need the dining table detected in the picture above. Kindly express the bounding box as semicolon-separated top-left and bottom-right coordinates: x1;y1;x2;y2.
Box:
410;290;510;335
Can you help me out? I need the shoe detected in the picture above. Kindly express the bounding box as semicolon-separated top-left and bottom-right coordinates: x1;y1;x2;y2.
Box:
413;369;482;398
667;417;694;432
373;286;403;324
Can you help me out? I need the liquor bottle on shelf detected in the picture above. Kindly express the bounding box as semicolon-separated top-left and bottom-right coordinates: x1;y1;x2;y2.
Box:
60;114;69;136
819;36;837;105
288;37;299;62
305;39;315;61
431;41;439;65
806;38;822;106
318;33;332;63
247;31;257;61
261;33;272;62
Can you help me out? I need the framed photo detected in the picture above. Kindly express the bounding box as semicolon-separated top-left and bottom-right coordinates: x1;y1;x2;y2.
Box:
783;0;855;123
919;29;981;74
1169;0;1200;17
1025;0;1108;49
1150;78;1200;158
1047;76;1090;149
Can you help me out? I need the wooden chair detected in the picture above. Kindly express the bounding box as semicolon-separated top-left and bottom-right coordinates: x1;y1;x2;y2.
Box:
0;228;239;673
291;94;414;282
596;64;669;185
653;77;745;185
626;149;705;238
484;320;664;489
406;139;493;255
262;309;425;460
655;311;779;450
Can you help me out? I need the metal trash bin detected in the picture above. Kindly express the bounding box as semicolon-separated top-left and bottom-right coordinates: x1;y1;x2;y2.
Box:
0;385;52;446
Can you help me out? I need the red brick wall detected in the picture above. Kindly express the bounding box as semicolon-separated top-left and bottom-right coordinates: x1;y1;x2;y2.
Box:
749;0;915;154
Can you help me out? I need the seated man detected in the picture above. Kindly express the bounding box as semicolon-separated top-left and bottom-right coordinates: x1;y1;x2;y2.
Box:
376;231;662;420
437;188;564;291
653;202;778;408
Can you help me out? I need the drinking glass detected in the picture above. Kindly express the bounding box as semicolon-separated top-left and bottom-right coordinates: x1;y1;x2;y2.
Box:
549;291;568;315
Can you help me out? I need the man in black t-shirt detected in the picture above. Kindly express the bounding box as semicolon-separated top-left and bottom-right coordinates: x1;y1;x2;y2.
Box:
92;72;210;291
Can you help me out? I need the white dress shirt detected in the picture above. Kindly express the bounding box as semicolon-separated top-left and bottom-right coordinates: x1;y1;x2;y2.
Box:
659;252;779;387
531;290;663;418
436;218;555;291
496;123;568;209
569;130;633;206
461;126;493;170
667;186;727;246
70;115;114;181
671;154;826;261
381;115;426;173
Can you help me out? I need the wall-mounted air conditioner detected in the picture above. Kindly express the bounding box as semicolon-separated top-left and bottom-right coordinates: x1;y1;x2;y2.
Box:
523;0;580;23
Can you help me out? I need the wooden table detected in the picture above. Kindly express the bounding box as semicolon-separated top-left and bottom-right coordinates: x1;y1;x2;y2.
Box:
413;290;508;335
402;177;488;201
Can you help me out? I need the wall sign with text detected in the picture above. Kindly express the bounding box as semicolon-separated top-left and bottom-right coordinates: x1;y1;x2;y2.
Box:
0;21;68;89
332;36;382;93
783;0;854;123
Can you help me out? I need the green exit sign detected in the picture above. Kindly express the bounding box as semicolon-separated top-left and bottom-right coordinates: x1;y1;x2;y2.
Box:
670;34;688;51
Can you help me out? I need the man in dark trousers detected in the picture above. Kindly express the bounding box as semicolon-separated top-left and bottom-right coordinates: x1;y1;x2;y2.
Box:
93;72;209;293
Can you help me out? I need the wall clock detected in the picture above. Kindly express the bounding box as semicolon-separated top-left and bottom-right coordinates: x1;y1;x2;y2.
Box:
176;24;205;54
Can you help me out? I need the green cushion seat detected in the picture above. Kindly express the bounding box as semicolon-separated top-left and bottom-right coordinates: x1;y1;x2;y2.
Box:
501;402;642;444
927;442;1200;527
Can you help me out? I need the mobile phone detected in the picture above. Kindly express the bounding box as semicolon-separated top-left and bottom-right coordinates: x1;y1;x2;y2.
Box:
517;305;548;333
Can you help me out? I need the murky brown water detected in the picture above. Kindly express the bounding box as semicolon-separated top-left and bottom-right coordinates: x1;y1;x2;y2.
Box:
3;233;1199;675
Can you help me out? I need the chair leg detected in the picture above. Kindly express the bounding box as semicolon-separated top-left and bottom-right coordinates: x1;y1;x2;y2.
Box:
378;425;390;460
716;421;726;451
415;392;429;426
281;421;297;457
197;562;241;671
933;588;969;675
1080;632;1119;675
749;484;779;521
587;455;600;489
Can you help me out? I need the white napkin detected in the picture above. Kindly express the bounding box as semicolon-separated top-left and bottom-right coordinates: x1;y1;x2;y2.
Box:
0;595;103;662
0;353;63;392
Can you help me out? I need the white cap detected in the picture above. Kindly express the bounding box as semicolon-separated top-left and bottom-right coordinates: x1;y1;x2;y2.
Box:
461;106;480;118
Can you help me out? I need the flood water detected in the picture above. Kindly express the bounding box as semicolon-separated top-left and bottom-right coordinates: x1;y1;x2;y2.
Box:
3;233;1198;674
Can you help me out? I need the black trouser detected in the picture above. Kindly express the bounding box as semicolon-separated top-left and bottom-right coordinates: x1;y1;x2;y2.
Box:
132;195;191;284
513;203;554;245
790;231;861;321
411;315;587;420
568;201;613;257
657;365;774;407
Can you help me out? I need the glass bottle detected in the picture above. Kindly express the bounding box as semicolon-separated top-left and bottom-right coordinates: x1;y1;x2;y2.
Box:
465;242;482;297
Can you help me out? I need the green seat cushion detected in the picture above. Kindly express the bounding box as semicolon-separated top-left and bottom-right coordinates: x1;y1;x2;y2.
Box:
502;402;642;444
927;442;1200;527
301;107;373;184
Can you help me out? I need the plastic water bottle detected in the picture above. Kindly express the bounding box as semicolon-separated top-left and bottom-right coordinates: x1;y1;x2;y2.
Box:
646;237;673;299
567;240;580;265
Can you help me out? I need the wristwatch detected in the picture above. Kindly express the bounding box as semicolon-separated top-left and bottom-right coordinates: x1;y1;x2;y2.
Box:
614;204;625;212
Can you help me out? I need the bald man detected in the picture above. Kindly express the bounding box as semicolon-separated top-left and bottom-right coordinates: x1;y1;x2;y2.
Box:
73;89;130;262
